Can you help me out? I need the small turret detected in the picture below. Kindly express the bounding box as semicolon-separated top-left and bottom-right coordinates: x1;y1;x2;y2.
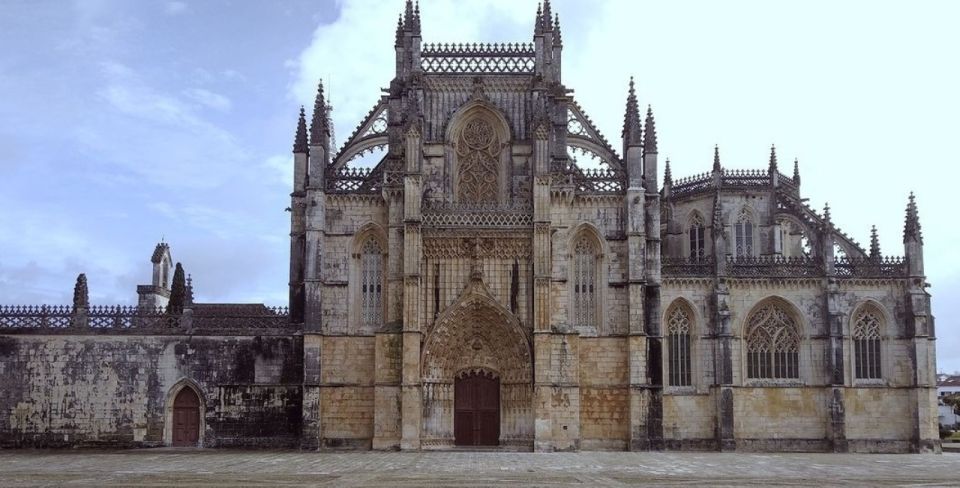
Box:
138;242;172;309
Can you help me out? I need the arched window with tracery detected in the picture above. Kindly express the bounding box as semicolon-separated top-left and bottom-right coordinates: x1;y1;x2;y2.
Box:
853;304;883;380
572;234;599;330
734;208;754;257
746;301;800;380
689;214;705;261
456;117;501;204
666;301;693;387
359;237;383;329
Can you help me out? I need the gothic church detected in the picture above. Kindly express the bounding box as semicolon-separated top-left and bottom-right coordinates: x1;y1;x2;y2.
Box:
0;1;938;453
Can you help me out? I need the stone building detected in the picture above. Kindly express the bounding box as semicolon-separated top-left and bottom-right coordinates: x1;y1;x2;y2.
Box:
0;1;939;453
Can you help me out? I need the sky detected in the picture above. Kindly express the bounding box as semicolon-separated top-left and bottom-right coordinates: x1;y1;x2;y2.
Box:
0;0;958;369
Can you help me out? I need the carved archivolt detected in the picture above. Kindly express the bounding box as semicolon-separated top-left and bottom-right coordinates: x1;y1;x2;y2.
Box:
421;276;531;384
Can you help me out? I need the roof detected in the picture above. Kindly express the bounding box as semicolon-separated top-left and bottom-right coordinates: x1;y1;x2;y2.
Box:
937;375;960;387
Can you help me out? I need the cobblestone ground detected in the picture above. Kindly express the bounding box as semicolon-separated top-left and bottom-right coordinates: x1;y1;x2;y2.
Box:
0;450;958;487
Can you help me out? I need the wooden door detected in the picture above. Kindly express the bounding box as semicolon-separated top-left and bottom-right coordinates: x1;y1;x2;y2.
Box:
454;371;500;446
172;388;200;446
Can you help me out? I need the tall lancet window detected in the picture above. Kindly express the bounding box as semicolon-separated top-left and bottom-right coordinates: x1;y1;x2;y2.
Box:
734;208;754;257
666;301;693;387
572;235;598;330
456;117;500;204
360;238;383;328
746;301;800;380
853;305;883;380
689;214;705;260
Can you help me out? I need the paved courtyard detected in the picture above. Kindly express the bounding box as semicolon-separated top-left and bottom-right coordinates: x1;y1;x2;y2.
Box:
0;449;958;487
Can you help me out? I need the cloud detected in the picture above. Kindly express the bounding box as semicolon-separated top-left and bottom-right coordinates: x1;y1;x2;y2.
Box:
164;1;187;16
263;154;293;187
183;88;232;112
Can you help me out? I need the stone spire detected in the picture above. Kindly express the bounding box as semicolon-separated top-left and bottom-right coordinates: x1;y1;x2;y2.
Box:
73;273;89;310
395;14;403;46
793;158;801;185
643;105;657;154
823;202;832;228
904;192;922;243
869;225;881;259
768;145;778;174
713;145;721;173
411;1;421;35
403;0;415;32
293;106;308;154
309;81;329;148
664;158;673;187
622;77;642;146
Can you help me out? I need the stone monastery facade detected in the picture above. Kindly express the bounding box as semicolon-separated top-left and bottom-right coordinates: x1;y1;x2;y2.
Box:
0;1;939;453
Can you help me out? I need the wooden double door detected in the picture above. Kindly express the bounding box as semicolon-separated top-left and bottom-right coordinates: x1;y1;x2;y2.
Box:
454;371;500;446
172;388;200;446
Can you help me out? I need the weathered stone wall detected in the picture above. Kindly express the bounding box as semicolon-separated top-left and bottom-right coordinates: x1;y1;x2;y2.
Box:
0;334;302;448
579;338;628;450
319;336;375;449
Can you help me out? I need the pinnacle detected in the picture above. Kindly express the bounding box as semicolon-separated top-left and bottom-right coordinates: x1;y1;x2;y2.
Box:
622;77;641;145
904;192;922;242
664;158;673;186
823;202;832;224
644;105;657;154
769;144;778;172
869;225;881;259
713;145;721;172
293;106;308;154
793;157;801;184
310;80;329;146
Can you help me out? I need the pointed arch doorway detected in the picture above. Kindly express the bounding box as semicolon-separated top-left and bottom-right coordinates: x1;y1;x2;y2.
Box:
172;388;201;446
454;370;500;446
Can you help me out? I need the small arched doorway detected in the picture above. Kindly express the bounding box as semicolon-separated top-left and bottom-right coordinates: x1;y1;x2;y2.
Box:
172;388;201;446
454;370;500;446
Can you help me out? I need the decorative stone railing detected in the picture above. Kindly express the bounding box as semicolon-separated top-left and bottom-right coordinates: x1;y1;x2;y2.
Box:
0;304;292;333
661;256;714;277
727;256;823;278
422;202;533;228
326;166;380;193
420;43;536;74
834;256;907;278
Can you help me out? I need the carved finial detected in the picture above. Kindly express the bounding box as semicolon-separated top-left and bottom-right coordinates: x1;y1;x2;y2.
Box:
309;80;329;147
166;263;186;315
869;225;881;259
293;106;308;154
664;158;673;187
622;77;642;145
713;145;721;172
823;202;832;227
768;144;778;173
73;273;89;310
643;105;657;154
904;192;922;243
793;157;801;185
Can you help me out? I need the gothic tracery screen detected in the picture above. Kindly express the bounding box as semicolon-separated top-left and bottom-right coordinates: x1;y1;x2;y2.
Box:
360;238;383;328
689;214;705;260
667;302;693;387
572;235;598;330
746;302;800;379
853;305;883;380
456;117;500;203
735;208;754;257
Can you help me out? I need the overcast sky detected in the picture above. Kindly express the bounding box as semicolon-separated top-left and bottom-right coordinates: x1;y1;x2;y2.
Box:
1;0;958;370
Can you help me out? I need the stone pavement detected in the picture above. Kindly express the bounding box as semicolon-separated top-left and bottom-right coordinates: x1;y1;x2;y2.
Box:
0;449;958;487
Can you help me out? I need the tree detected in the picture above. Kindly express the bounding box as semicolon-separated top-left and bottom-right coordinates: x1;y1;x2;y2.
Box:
166;263;186;315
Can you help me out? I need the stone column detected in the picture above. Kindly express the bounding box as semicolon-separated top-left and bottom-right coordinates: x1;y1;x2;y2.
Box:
400;124;423;450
